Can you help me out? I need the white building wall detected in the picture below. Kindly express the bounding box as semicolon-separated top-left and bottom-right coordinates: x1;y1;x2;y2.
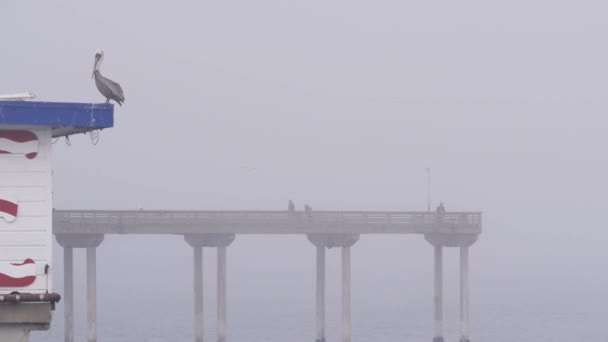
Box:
0;125;52;294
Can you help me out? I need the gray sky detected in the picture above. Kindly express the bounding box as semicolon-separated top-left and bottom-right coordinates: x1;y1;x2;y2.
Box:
3;1;608;340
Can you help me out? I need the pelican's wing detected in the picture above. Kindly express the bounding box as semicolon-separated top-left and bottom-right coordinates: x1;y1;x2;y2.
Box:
104;77;125;102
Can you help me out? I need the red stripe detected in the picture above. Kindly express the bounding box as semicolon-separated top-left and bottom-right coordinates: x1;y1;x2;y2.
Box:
0;274;36;287
0;150;38;160
10;259;34;266
0;130;38;143
0;199;18;217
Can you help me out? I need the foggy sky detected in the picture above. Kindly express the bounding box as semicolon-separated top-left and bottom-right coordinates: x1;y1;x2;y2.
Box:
2;1;608;340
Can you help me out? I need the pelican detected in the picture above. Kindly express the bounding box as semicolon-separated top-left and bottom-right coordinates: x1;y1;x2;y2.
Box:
92;49;125;106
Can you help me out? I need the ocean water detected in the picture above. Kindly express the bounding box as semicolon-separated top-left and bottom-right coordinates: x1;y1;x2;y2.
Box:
30;235;608;342
32;293;607;342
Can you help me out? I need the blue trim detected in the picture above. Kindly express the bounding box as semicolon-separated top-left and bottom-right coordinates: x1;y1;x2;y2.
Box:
0;101;114;135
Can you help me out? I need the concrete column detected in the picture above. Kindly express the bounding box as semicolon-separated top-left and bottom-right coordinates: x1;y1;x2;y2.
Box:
433;246;444;342
217;247;227;342
341;246;351;342
194;246;204;342
64;247;74;342
315;246;326;342
87;248;97;342
308;233;358;342
55;234;104;342
185;234;235;342
460;246;470;342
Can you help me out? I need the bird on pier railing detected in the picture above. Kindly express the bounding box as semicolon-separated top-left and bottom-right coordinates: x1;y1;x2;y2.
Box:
92;49;125;106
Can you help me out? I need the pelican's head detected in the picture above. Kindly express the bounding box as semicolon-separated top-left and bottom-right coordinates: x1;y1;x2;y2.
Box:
92;49;104;78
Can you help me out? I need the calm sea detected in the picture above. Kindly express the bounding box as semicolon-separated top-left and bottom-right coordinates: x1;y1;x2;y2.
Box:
30;235;608;342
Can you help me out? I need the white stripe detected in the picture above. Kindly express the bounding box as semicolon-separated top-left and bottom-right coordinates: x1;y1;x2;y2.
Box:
0;212;16;223
0;262;36;278
0;138;38;155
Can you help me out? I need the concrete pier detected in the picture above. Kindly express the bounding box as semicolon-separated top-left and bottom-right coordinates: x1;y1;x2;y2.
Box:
185;234;235;342
56;234;104;342
308;234;358;342
425;233;477;342
64;247;73;342
193;246;203;342
53;210;481;342
87;248;97;342
315;246;326;342
433;246;444;342
341;246;351;342
217;246;227;342
460;246;470;342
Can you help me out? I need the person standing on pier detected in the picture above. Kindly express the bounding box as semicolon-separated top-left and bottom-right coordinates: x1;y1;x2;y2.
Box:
304;204;312;222
288;200;295;212
436;202;446;222
288;200;296;217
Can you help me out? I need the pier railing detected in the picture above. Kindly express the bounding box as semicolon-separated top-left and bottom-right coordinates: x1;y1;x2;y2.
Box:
53;210;481;235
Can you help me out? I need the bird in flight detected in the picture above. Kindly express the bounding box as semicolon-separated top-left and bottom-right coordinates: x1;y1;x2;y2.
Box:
92;49;125;106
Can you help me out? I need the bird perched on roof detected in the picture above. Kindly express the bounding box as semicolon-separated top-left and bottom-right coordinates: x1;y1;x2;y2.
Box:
92;49;125;106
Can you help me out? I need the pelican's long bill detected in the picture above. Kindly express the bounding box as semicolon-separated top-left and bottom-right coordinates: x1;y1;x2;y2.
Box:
92;53;102;79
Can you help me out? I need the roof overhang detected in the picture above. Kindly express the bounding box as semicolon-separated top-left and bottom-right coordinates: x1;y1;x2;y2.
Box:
0;101;114;138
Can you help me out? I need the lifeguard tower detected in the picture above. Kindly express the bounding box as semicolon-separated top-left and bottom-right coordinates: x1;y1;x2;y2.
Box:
0;100;113;341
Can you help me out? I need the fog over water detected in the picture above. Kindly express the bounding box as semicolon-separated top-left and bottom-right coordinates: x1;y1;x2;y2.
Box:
3;1;608;341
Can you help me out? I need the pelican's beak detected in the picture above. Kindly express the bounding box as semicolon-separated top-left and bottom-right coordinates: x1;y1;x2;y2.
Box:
92;55;100;78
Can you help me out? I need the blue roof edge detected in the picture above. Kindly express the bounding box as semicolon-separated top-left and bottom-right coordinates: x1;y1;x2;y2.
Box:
0;101;114;137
